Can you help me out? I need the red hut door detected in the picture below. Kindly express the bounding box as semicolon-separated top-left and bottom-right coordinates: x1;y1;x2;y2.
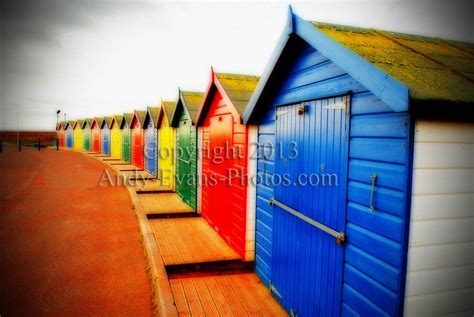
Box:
92;127;100;153
209;114;234;241
132;125;144;170
59;131;65;147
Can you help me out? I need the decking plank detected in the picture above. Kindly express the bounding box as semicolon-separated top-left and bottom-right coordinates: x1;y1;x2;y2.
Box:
193;278;220;317
214;275;249;316
226;274;261;315
181;278;206;316
204;276;234;317
247;274;287;315
170;279;191;316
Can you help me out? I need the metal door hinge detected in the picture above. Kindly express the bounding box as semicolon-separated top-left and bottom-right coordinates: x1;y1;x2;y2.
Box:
297;105;307;115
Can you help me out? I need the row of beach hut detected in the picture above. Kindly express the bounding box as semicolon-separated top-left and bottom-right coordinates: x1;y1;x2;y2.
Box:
55;9;474;317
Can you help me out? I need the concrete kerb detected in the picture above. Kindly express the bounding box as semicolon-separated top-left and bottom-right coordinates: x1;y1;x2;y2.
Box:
126;185;178;317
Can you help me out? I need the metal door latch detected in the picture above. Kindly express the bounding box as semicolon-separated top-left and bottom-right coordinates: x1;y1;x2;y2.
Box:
369;173;377;212
297;105;307;115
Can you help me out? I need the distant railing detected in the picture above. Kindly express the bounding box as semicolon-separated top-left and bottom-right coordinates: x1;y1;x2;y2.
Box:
0;138;59;153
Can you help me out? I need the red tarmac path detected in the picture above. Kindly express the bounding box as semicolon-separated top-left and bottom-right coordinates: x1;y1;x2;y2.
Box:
0;145;153;315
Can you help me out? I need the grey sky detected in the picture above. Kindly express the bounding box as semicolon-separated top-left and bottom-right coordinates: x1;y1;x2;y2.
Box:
1;0;473;131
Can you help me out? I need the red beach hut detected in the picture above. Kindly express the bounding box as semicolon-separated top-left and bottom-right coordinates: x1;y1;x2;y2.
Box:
196;69;259;260
91;118;102;153
131;110;146;170
58;121;67;147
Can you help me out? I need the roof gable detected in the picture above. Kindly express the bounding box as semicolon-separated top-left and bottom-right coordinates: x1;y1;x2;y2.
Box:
84;119;93;128
131;111;147;127
160;100;176;125
170;90;204;127
111;115;123;129
95;117;104;129
146;106;161;127
196;70;259;126
121;113;134;128
101;117;113;129
74;119;85;129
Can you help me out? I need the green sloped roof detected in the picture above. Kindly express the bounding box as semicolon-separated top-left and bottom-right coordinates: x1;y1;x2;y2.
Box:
181;91;204;122
74;119;85;129
134;111;147;127
95;117;104;128
104;116;114;129
161;100;176;123
147;107;161;126
112;115;123;128
215;73;260;115
121;113;134;128
83;119;93;128
313;22;474;103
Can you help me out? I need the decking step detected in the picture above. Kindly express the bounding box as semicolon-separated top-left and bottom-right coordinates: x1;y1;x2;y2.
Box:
169;273;287;316
149;217;240;266
139;192;193;215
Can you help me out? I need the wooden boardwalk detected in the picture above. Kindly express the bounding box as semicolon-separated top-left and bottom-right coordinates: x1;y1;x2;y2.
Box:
170;273;287;316
133;180;173;192
149;218;239;266
118;170;156;180
139;193;194;215
113;164;140;171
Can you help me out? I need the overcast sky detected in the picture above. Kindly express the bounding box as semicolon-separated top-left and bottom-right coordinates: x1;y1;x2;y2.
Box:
1;0;473;131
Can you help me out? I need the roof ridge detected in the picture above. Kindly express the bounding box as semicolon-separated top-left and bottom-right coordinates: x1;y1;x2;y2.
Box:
373;29;474;84
215;72;260;79
437;38;474;58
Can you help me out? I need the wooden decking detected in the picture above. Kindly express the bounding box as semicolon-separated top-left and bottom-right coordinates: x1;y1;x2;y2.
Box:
170;273;287;316
133;180;173;192
118;170;156;180
150;218;239;266
139;193;194;215
113;164;140;171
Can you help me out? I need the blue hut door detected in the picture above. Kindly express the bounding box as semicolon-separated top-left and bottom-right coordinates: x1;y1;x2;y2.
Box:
271;96;350;317
67;129;72;148
102;129;110;155
145;124;157;175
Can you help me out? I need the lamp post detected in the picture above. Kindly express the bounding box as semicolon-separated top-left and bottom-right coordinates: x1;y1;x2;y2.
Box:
56;109;61;150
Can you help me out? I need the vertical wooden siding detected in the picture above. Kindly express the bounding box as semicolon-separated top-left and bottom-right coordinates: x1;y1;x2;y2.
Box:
83;128;91;151
111;125;122;159
159;116;175;189
175;109;197;210
122;129;131;163
255;40;411;316
74;128;83;150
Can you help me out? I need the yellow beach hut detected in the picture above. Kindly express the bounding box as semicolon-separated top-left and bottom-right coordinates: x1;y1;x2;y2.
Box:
73;120;84;151
110;115;123;160
158;100;176;189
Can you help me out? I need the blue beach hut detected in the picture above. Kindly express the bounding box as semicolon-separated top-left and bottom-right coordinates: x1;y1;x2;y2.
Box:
244;8;474;317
